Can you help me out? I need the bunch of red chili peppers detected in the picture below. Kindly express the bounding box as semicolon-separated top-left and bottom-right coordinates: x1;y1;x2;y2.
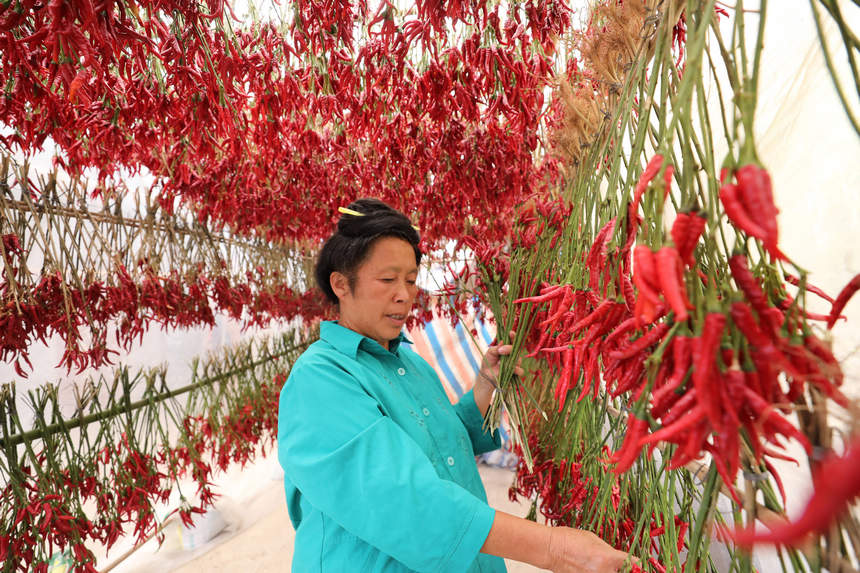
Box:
512;157;859;545
0;0;565;249
0;372;289;572
509;437;686;573
0;259;328;376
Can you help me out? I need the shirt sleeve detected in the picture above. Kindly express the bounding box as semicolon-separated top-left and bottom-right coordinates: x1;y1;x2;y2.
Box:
277;356;496;573
453;389;502;455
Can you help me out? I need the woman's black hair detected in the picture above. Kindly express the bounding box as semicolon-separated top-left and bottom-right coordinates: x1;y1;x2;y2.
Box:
315;198;422;304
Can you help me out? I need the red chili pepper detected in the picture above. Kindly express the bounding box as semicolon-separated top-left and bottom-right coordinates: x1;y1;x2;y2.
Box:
633;246;662;324
609;413;649;473
763;458;787;506
783;273;835;305
605;316;639;348
777;295;837;323
567;299;616;335
740;385;812;454
704;442;742;505
514;283;566;304
587;218;616;293
669;418;710;470
607;322;670;361
539;287;574;330
729;302;801;380
728;254;780;334
651;336;691;417
733;437;860;547
630;154;665;215
827;273;860;329
692;312;726;428
671;210;706;267
555;346;576;410
639;405;705;449
656;246;692;321
803;335;843;387
719;183;767;240
735;164;785;260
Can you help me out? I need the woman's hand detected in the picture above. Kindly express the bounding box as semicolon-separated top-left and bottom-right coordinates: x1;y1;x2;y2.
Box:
473;331;524;415
477;330;524;389
546;527;637;573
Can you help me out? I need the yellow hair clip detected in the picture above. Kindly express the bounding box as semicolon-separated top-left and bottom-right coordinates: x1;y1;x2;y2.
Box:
338;206;420;231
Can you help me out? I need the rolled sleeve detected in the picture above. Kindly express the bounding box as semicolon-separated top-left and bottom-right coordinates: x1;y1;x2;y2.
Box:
278;358;495;573
453;389;502;455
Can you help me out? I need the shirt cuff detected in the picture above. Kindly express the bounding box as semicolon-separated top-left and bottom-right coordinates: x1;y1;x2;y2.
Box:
435;504;496;573
455;389;502;455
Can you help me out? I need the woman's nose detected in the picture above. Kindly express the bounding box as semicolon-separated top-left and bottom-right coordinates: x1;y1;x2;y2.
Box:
394;280;410;302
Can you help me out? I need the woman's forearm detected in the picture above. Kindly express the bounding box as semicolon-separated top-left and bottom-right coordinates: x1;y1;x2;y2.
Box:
472;375;495;417
480;511;552;569
481;510;636;572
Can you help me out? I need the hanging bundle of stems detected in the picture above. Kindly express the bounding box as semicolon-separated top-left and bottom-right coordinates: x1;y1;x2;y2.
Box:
473;1;860;571
0;327;314;572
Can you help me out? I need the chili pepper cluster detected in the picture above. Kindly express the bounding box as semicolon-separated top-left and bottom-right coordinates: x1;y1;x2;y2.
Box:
0;370;290;572
0;261;329;376
515;160;854;496
509;438;686;573
0;0;568;250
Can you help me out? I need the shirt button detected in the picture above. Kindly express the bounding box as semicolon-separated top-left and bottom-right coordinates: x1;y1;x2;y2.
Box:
447;456;455;466
397;368;406;375
422;408;430;416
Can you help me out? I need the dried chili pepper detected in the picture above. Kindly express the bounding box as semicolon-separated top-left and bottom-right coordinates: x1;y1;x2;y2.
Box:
671;210;706;267
608;322;671;361
609;413;650;473
720;183;767;240
733;437;860;547
783;273;835;305
734;164;785;260
692;312;726;428
827;273;860;329
656;246;692;321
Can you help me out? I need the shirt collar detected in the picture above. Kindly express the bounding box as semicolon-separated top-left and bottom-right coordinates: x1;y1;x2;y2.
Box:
320;320;413;358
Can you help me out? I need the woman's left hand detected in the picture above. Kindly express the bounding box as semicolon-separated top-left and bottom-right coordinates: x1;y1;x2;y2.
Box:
477;330;524;389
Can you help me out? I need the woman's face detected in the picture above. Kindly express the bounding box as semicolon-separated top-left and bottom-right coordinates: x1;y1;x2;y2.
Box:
331;236;419;349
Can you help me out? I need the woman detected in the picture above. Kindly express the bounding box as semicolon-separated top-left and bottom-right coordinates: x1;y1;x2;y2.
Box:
277;198;632;572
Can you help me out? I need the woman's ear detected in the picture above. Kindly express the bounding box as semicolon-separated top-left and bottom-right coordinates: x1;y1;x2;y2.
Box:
330;271;350;301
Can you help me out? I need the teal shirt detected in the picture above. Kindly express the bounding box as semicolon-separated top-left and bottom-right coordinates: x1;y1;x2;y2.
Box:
278;321;506;573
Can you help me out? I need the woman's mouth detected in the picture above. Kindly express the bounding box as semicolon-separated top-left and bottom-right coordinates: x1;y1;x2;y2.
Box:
386;313;406;325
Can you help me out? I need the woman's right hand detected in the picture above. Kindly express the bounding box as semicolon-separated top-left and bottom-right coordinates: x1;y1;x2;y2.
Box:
546;526;637;573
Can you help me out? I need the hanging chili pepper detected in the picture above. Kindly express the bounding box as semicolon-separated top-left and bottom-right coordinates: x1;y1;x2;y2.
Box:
671;210;706;267
587;218;616;293
827;273;860;329
630;154;665;215
656;246;692;321
719;183;767;240
732;436;860;547
783;273;835;305
633;246;662;324
734;164;786;261
692;312;726;428
608;322;671;361
609;413;650;474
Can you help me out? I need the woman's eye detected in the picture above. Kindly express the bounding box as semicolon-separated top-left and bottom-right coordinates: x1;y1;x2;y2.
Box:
381;278;395;283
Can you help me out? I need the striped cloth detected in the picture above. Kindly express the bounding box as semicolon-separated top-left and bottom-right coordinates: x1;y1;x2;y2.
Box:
407;314;516;465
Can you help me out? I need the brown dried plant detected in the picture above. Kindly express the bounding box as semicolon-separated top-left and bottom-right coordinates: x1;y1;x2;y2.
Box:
581;0;651;88
549;0;670;176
